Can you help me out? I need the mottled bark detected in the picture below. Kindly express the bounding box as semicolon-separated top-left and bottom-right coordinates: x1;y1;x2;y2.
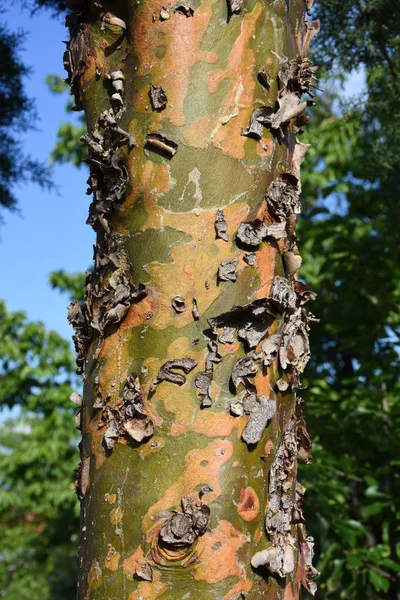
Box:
66;0;319;598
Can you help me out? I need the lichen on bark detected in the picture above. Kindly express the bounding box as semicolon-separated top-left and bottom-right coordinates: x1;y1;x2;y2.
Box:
66;0;320;597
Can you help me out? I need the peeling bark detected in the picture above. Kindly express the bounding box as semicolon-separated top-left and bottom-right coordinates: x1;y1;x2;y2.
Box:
66;0;318;597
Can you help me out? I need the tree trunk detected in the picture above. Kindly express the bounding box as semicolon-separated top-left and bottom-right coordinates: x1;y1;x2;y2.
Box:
66;0;319;598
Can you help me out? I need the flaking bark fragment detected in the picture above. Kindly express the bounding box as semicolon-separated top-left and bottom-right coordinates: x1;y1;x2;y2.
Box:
243;253;256;266
258;67;271;89
262;334;282;367
218;257;238;282
150;358;197;392
236;220;287;247
100;374;154;450
278;57;318;99
136;562;153;582
232;351;261;390
70;391;83;407
205;340;222;371
241;107;273;140
149;84;167;111
283;247;303;279
208;300;274;350
242;396;276;445
74;237;147;370
294;281;317;305
75;456;90;500
63;17;90;110
279;308;311;373
192;298;199;320
214;209;228;241
269;276;297;312
159;496;210;548
227;0;243;15
174;5;194;16
265;176;301;222
194;371;213;407
146;133;177;157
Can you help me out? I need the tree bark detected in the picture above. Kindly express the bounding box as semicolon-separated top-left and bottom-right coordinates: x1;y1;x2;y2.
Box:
66;0;319;598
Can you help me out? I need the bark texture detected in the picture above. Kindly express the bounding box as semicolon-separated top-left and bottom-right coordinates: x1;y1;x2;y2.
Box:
66;0;319;597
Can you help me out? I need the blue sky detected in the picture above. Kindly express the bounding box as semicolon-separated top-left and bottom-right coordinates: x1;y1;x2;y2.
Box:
0;5;365;342
1;4;93;341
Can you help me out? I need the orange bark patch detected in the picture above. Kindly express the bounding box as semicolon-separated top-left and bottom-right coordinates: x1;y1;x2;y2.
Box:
237;486;260;522
142;439;233;530
184;3;262;158
110;507;124;528
87;559;102;596
284;583;296;600
264;439;274;457
194;520;248;584
127;576;168;600
254;527;262;544
132;0;218;127
105;493;117;505
142;203;249;331
104;544;120;571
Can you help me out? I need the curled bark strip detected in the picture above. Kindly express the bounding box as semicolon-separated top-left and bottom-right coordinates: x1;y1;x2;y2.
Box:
146;133;178;157
159;496;210;548
241;95;313;140
192;298;200;320
214;209;229;241
251;419;297;576
150;358;197;392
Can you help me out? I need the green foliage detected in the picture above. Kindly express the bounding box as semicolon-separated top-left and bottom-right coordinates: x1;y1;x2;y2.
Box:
0;22;52;219
45;75;87;168
0;300;80;600
49;269;86;302
299;78;400;597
